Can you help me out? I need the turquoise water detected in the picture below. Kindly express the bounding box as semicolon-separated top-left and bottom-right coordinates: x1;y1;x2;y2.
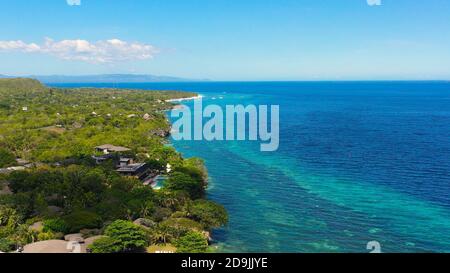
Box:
151;175;167;190
54;82;450;253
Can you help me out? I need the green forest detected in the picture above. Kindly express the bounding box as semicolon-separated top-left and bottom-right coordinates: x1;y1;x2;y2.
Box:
0;78;227;253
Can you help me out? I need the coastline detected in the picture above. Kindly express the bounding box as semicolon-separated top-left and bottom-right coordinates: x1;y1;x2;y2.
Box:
165;94;204;103
165;94;227;251
0;79;228;254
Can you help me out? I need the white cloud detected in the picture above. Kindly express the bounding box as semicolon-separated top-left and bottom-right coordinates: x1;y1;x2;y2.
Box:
0;40;41;52
0;38;159;64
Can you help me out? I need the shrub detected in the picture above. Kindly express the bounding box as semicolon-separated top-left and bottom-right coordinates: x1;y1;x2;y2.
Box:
0;148;16;168
62;211;102;233
166;172;204;199
151;207;172;222
189;200;228;230
145;159;166;173
175;231;209;253
37;231;57;241
103;220;148;252
162;217;203;237
43;219;69;234
89;236;121;253
0;205;21;228
0;238;15;253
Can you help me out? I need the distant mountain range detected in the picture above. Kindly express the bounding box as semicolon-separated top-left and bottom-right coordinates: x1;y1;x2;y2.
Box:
0;74;205;83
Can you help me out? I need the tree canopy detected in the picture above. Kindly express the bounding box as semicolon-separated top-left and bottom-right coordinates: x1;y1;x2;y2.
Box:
0;148;16;168
189;200;229;230
92;220;148;253
175;231;209;253
0;79;227;253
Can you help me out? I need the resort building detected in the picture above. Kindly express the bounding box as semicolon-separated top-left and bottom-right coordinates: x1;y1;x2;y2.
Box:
119;157;134;167
93;144;153;182
116;162;151;180
93;144;132;164
95;144;131;155
92;154;113;164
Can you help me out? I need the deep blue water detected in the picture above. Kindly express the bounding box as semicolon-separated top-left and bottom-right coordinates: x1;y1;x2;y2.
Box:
53;81;450;253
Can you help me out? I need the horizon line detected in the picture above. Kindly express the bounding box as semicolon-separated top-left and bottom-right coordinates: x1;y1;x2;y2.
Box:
1;74;449;83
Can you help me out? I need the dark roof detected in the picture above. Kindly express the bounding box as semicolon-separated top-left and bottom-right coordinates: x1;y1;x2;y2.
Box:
95;144;131;152
116;163;147;173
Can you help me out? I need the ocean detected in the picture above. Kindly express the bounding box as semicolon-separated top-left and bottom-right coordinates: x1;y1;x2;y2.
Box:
53;81;450;253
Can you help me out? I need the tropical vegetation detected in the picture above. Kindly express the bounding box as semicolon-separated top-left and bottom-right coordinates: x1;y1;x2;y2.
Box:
0;78;228;253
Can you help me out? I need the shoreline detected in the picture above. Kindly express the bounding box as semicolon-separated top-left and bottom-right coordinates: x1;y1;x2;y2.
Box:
165;94;204;103
164;98;225;252
0;79;228;253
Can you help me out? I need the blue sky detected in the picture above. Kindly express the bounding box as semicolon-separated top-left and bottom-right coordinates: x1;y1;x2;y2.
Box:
0;0;450;80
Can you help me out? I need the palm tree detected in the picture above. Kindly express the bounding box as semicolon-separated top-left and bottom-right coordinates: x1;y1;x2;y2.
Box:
139;202;153;218
0;206;21;229
17;225;38;244
151;225;174;244
9;224;38;250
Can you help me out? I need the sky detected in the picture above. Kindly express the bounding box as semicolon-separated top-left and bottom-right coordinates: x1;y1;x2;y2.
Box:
0;0;450;81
